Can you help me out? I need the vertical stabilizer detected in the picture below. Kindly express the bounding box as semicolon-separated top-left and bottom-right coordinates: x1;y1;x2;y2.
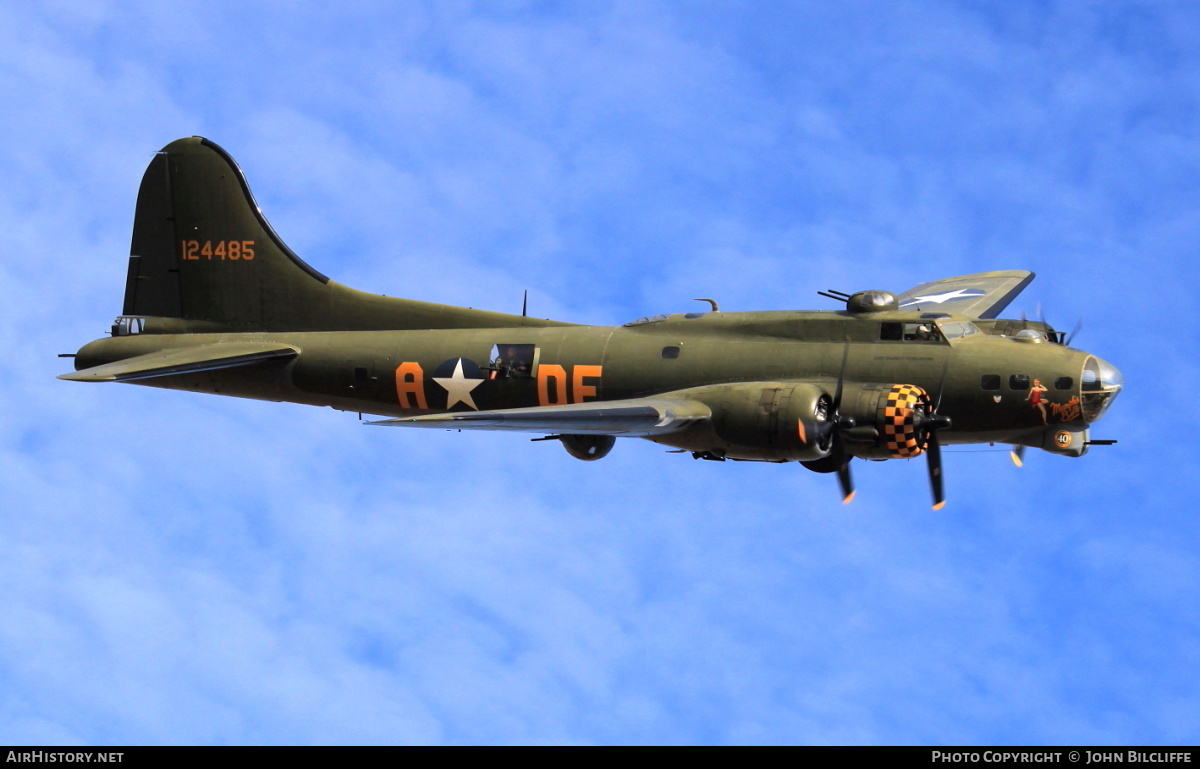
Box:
120;137;572;333
123;137;332;330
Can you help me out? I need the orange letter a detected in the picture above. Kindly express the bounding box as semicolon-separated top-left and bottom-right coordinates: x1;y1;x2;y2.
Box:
395;362;428;409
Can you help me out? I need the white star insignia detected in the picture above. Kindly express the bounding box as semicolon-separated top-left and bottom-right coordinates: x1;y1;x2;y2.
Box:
900;288;987;306
433;358;484;410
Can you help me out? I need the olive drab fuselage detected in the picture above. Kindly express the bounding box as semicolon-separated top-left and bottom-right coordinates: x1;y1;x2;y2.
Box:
62;137;1123;506
74;306;1115;461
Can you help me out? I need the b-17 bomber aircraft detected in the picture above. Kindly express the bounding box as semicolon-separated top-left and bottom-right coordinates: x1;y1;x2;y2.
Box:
60;138;1123;508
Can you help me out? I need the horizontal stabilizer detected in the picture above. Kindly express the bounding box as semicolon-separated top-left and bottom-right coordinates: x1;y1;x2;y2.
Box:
59;342;299;382
369;397;711;436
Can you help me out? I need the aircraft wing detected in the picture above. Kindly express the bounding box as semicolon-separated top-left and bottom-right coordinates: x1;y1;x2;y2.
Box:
896;270;1035;319
59;342;299;382
368;396;711;437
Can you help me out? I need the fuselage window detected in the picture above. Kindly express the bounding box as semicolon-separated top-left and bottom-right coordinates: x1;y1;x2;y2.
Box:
1054;376;1073;390
880;323;903;341
980;374;1001;391
488;344;536;379
111;316;145;337
1010;374;1031;391
661;346;680;359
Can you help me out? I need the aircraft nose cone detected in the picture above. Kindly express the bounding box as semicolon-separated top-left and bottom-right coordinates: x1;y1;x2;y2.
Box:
1081;355;1122;423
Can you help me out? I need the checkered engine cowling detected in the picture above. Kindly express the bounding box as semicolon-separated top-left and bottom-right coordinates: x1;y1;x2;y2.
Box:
879;384;931;458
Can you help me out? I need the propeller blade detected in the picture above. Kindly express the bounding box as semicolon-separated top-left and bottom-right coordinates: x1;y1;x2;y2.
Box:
832;337;850;411
932;361;949;413
1066;317;1084;347
1010;445;1025;467
837;453;855;504
926;429;945;510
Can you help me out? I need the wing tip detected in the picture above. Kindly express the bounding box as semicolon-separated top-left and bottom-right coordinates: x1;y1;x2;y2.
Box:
57;370;115;382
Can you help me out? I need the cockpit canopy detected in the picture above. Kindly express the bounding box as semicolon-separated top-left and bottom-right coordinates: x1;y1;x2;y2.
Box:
879;318;980;343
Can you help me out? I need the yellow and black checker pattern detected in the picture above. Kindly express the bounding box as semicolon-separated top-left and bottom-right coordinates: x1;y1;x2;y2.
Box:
881;384;930;458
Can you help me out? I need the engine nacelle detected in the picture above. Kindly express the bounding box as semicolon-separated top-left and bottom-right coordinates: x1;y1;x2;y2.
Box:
672;382;835;461
839;382;934;459
652;381;939;462
560;434;616;461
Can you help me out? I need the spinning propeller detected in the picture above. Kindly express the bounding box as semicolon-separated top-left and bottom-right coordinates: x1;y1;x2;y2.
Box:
807;340;858;504
913;370;953;510
814;344;952;509
1020;305;1084;347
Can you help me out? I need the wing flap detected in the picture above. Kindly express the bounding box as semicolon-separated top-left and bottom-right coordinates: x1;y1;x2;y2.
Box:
369;397;711;436
896;270;1035;319
59;342;299;382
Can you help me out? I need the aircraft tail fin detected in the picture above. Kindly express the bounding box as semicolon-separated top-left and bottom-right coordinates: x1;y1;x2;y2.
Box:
123;137;339;331
122;137;568;332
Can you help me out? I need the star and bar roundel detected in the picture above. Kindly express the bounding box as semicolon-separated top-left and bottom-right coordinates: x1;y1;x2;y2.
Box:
898;287;987;307
393;353;604;412
431;357;487;411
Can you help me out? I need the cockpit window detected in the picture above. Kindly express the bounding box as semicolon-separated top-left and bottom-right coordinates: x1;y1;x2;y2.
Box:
937;320;980;340
880;322;943;342
881;320;979;342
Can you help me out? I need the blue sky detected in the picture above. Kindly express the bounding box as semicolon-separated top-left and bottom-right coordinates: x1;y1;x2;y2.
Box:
1;0;1196;745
